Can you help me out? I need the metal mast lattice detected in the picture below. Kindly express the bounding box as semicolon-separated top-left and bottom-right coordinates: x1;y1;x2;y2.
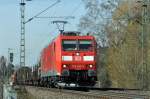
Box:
20;0;26;67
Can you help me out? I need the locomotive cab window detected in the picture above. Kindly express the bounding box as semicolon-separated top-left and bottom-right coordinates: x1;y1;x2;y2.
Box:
62;40;77;51
79;40;92;50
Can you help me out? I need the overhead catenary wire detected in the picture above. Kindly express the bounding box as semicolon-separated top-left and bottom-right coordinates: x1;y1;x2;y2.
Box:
24;0;61;24
35;16;75;19
24;0;60;66
36;1;82;49
68;0;83;16
36;0;82;20
27;1;83;64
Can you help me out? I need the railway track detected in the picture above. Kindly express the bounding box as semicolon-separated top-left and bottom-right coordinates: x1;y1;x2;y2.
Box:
25;86;150;99
85;90;150;99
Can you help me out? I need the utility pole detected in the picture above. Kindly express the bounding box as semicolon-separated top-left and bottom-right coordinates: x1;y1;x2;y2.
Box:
19;0;60;68
20;0;26;67
19;0;61;85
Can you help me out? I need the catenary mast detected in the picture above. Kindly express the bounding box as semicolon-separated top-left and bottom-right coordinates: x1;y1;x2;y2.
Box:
20;0;26;67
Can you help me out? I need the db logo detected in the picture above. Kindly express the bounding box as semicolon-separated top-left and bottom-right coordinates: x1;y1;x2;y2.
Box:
74;56;81;61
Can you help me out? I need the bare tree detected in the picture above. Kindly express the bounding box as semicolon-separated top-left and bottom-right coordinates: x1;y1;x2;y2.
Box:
106;0;150;89
78;0;120;88
79;0;150;89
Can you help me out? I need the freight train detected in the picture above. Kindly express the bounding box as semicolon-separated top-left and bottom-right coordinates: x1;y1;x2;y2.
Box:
13;31;97;87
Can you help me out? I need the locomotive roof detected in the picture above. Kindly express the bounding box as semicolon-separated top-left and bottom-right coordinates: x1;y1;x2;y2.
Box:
62;31;80;36
41;31;95;54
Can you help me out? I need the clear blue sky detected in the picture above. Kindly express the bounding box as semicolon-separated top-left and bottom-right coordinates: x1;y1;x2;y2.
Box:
0;0;85;66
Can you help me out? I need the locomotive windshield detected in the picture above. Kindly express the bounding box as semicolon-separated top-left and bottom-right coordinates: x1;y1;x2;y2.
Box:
79;40;92;50
62;40;93;51
62;40;77;51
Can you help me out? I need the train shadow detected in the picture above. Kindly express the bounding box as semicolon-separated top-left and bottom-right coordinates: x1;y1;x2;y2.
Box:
63;87;90;92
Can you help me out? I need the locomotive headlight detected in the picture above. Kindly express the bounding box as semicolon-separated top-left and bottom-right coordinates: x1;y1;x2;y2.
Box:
63;64;67;68
83;56;94;61
76;53;79;56
89;65;93;68
62;56;72;61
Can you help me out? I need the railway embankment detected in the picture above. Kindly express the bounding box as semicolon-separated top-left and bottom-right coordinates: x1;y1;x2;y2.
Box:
24;86;150;99
25;86;102;99
16;86;31;99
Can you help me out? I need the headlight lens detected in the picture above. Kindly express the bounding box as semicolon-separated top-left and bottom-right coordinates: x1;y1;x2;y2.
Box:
83;56;94;61
63;64;67;68
89;65;93;68
62;56;72;61
76;53;79;56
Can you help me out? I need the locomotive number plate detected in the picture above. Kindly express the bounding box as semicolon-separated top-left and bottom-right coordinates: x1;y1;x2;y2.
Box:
71;65;85;69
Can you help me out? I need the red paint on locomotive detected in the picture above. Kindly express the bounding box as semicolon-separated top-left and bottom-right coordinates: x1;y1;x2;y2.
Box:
40;32;97;86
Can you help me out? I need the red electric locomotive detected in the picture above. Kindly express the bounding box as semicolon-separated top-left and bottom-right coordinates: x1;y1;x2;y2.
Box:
40;31;97;87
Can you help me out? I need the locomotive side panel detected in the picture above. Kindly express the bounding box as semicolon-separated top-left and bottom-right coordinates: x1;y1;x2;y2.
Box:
46;44;53;76
41;36;62;77
41;48;49;77
54;35;63;76
47;41;57;76
41;44;53;77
